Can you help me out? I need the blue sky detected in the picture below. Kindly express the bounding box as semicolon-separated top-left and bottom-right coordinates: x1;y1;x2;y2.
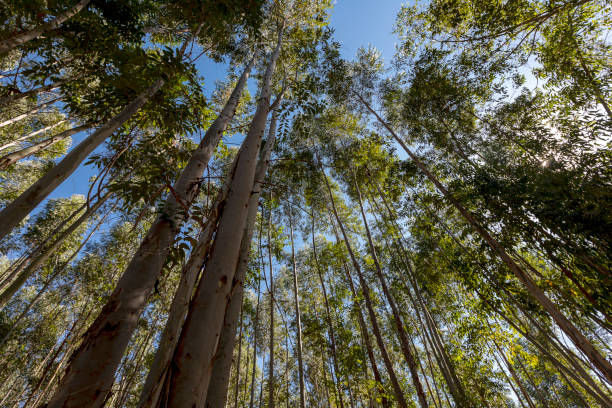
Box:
330;0;400;63
48;1;406;204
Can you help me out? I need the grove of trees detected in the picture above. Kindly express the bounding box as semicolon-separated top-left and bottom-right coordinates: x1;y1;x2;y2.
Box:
0;0;610;407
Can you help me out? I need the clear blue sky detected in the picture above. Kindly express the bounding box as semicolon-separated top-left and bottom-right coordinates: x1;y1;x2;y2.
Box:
330;0;401;62
48;1;406;204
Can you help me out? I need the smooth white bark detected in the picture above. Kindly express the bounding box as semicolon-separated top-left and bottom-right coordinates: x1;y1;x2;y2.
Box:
166;31;282;408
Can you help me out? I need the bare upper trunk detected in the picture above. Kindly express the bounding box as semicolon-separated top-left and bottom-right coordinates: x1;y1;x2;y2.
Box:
165;32;282;408
205;107;280;408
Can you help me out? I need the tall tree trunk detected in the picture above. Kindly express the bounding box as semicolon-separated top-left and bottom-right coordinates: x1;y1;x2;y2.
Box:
267;203;276;408
0;191;110;308
359;183;472;407
327;210;390;408
393;182;612;406
137;188;226;408
0;97;61;129
0;201;110;348
166;31;282;407
205;106;280;408
44;57;252;408
249;275;262;408
289;209;306;408
489;349;529;408
352;176;429;408
22;312;85;407
0;0;92;53
320;165;408;408
490;339;537;408
0;123;92;169
0;79;163;242
311;216;345;408
0;120;66;152
234;304;244;408
357;94;612;385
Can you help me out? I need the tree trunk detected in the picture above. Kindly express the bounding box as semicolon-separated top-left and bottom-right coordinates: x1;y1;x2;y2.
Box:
327;211;390;408
491;339;537;408
321;165;408;408
234;304;244;408
22;313;84;407
0;123;92;169
369;183;473;407
165;32;282;407
352;177;429;408
205;106;280;408
137;189;226;408
357;94;612;385
311;216;345;408
289;210;306;408
0;201;110;348
0;79;163;242
267;203;276;408
249;275;262;408
44;57;252;408
0;0;92;54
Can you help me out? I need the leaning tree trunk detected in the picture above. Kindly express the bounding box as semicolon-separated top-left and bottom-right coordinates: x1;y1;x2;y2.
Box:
368;180;472;406
138;137;245;408
43;57;252;408
165;30;282;408
0;0;92;54
357;94;612;385
0;79;163;242
321;165;409;408
0;122;92;169
204;106;280;408
249;275;262;408
352;176;429;408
